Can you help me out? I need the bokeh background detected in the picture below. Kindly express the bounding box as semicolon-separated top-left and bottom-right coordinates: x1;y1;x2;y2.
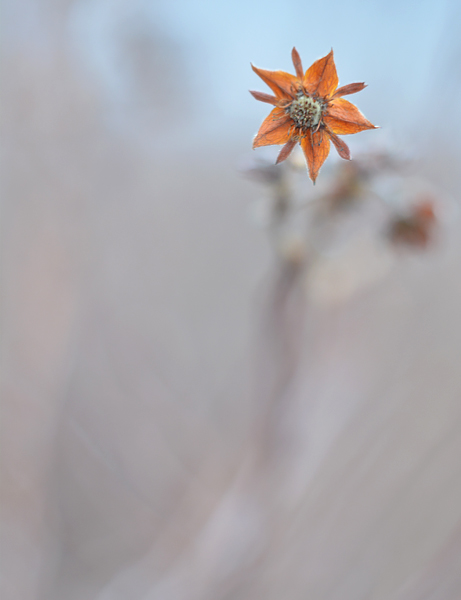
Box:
3;1;461;599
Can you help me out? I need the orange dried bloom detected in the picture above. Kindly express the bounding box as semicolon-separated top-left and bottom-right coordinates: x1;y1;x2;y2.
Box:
250;48;377;183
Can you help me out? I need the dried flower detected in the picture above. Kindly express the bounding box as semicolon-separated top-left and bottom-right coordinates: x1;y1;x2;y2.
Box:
388;199;436;248
250;48;377;183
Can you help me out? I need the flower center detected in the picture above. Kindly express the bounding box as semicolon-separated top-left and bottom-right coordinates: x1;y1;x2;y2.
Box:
288;95;323;130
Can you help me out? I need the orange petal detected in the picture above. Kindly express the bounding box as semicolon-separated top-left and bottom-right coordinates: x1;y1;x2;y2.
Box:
327;129;350;160
332;82;366;98
291;47;304;80
276;139;297;164
300;130;330;183
249;90;278;105
303;50;338;98
253;107;292;148
251;64;298;99
325;98;376;134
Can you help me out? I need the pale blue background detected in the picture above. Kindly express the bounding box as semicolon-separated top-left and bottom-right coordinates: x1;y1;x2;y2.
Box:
8;0;460;149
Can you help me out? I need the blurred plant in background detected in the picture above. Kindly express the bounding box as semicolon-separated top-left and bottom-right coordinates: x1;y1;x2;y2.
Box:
182;145;445;600
244;146;440;305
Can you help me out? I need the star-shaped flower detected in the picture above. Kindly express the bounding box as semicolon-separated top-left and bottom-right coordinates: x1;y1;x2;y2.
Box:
250;48;377;183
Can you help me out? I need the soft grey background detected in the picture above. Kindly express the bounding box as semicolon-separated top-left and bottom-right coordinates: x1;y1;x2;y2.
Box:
3;1;461;599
